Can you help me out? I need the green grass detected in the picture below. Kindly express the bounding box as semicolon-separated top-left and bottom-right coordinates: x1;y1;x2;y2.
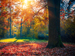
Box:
0;37;48;43
28;39;48;43
0;38;17;42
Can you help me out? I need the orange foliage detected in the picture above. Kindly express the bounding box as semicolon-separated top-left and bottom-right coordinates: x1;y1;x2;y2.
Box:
4;27;8;30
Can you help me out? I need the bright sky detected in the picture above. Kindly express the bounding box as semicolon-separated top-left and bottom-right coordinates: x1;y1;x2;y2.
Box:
70;1;75;11
63;0;70;10
72;4;75;9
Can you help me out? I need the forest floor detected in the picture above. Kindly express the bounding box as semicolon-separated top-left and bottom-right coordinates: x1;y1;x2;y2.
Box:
0;38;75;56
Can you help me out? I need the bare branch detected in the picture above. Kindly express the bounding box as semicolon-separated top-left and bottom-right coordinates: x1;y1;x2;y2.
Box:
33;4;48;18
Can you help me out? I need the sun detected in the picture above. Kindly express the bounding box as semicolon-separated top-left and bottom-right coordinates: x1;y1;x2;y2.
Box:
24;0;28;5
22;0;36;9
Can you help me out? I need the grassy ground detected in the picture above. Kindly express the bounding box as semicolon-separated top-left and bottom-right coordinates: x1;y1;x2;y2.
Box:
0;37;48;43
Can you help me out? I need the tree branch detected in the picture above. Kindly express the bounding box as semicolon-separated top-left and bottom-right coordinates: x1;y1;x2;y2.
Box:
33;4;48;18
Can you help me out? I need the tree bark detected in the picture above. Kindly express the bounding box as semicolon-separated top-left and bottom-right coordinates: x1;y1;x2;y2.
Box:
9;6;11;38
46;0;64;48
20;19;22;38
9;1;12;38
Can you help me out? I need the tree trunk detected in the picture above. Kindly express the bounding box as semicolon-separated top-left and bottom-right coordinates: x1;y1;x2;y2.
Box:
9;1;12;38
46;0;64;48
7;19;9;38
20;19;22;38
9;13;12;38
